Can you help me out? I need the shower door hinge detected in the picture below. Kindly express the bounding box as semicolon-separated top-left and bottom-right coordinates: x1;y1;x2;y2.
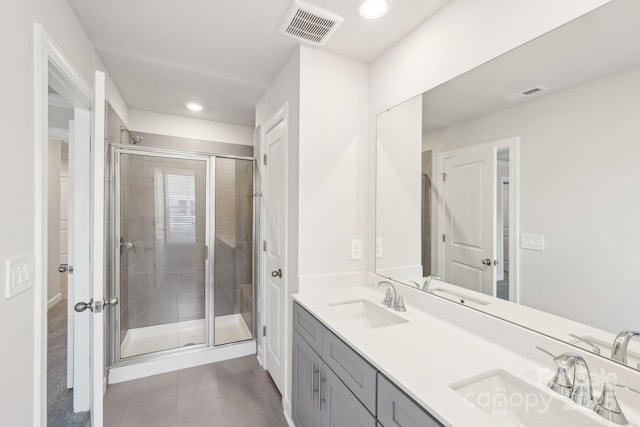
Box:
263;325;267;337
442;234;446;242
263;240;266;252
205;245;208;260
263;154;267;165
442;172;447;182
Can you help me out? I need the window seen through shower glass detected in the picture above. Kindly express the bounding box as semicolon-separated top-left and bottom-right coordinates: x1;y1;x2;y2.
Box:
119;153;207;358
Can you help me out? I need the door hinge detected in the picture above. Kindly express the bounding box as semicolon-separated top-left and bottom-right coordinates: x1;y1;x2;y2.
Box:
205;245;209;260
263;154;267;165
263;325;267;337
263;240;266;252
442;172;447;182
442;234;446;242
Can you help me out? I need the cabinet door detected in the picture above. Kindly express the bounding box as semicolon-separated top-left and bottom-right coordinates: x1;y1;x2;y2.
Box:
321;367;376;427
293;331;322;427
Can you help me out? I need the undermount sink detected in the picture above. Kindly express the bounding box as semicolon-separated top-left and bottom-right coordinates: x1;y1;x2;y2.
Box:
430;287;490;308
451;370;605;427
329;299;408;329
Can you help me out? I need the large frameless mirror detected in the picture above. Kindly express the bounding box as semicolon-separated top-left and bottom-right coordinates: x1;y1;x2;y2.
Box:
375;0;640;371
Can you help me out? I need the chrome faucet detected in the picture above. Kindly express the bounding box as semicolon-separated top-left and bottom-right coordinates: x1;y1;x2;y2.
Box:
422;275;442;292
375;281;406;312
611;330;640;365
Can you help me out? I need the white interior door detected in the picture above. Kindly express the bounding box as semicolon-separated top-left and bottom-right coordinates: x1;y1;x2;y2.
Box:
442;146;496;295
66;122;75;389
264;120;285;393
70;108;92;413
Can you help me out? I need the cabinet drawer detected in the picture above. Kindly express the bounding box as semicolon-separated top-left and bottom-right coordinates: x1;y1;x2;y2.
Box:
377;374;442;427
294;302;323;353
322;328;377;415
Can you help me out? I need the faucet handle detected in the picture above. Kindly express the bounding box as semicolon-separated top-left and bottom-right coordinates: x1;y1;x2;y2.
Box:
535;347;573;398
394;295;407;312
594;383;640;425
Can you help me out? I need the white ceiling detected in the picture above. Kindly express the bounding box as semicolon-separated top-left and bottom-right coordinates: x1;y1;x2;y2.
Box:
422;0;640;133
68;0;449;126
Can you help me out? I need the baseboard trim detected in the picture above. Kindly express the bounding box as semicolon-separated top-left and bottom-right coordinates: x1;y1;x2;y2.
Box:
47;293;62;310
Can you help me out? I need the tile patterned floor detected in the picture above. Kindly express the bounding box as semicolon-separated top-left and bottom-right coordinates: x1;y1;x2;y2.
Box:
104;356;288;427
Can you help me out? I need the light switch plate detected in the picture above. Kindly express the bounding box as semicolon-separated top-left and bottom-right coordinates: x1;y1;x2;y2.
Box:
521;233;544;251
351;239;362;260
5;253;34;299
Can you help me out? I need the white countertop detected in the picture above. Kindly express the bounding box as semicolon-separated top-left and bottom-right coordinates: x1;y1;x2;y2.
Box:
293;285;637;427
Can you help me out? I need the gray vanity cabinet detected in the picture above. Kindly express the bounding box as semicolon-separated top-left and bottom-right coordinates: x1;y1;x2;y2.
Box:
322;366;376;427
377;375;442;427
292;331;322;427
293;302;442;427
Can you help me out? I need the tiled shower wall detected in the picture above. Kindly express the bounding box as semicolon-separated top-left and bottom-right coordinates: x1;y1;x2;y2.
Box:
214;158;253;330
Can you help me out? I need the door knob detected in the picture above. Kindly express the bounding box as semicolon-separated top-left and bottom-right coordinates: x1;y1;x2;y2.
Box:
481;258;492;266
75;299;94;313
271;269;283;278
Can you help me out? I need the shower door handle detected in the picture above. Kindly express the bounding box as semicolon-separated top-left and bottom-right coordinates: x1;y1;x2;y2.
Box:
75;299;94;313
104;297;119;307
271;269;282;278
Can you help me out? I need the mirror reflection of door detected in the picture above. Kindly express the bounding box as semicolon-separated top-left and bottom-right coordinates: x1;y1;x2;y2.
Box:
436;141;516;301
440;145;497;295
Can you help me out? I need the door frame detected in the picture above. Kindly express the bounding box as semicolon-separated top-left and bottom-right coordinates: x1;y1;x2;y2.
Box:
436;137;520;303
258;103;289;400
34;24;93;427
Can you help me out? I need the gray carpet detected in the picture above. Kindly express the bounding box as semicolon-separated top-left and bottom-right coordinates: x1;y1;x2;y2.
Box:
47;273;90;427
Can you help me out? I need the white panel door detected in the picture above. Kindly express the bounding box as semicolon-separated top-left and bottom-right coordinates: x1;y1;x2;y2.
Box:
443;146;496;295
264;121;285;393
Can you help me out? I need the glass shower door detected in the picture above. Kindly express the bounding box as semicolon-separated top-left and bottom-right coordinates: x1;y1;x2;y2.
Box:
117;151;209;359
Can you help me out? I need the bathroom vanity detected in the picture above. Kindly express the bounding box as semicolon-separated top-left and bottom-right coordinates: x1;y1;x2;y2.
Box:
292;285;639;426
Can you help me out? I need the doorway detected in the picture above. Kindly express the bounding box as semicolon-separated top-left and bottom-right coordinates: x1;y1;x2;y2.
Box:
35;25;104;426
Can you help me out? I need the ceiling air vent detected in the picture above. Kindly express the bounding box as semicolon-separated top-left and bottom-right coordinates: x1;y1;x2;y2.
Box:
279;0;344;46
503;85;549;103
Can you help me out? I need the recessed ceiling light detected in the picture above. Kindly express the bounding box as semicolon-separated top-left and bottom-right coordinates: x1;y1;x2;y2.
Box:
359;0;391;19
186;102;203;112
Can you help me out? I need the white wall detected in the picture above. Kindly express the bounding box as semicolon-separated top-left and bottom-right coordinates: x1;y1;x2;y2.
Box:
0;0;126;423
422;66;640;333
298;46;370;278
376;96;422;278
370;0;612;114
128;109;253;146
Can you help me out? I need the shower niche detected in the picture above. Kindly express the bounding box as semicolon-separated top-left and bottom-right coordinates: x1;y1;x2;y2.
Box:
111;145;256;365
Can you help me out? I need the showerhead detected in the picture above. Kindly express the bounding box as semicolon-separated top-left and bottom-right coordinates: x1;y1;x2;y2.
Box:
120;126;143;145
